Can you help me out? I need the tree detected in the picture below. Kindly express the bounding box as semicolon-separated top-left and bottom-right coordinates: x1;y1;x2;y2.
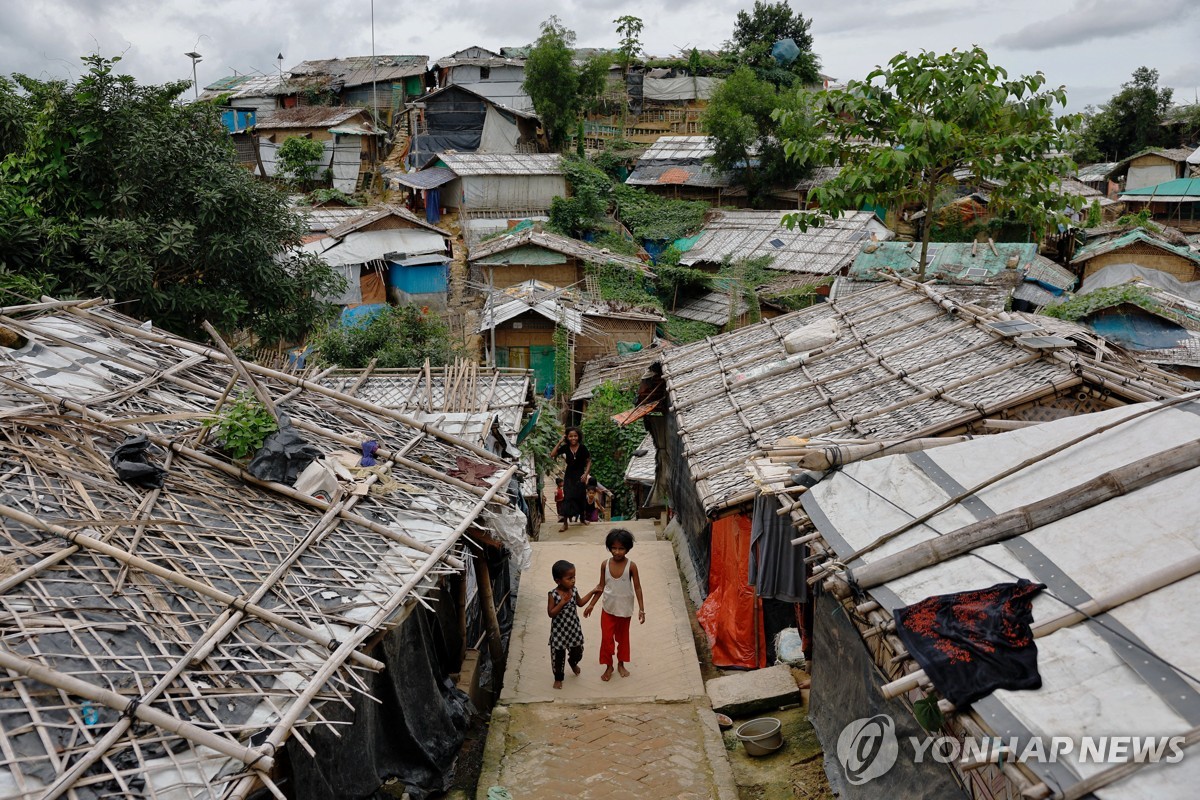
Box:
703;66;810;203
780;47;1079;279
276;136;326;188
311;305;461;369
0;55;343;340
613;15;644;78
1074;67;1174;162
523;17;609;151
728;1;820;87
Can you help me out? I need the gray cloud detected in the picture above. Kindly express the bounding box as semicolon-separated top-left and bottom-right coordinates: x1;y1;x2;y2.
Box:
994;0;1195;51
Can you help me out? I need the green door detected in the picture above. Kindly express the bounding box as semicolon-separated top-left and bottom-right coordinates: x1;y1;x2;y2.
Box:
530;345;556;395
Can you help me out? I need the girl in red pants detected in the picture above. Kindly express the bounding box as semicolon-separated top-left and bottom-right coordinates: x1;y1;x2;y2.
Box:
584;528;645;681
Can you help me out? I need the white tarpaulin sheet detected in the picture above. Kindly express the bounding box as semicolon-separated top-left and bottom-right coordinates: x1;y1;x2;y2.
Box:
479;104;520;154
460;175;565;210
802;401;1200;799
642;76;721;101
303;229;446;266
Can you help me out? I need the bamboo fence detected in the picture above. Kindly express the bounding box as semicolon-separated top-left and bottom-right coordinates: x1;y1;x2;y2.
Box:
0;301;525;798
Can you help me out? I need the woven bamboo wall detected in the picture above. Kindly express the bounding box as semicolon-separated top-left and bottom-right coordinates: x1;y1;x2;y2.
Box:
1082;247;1198;281
574;319;656;367
489;263;581;288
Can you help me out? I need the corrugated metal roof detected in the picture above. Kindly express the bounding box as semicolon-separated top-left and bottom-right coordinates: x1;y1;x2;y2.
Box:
624;433;657;485
479;280;583;333
438;152;562;176
468;229;654;275
636;136;717;163
298;207;369;233
1075;162;1118;182
199;74;286;101
1120;177;1200;199
256;107;369;130
681;210;893;275
287;55;429;87
433;46;524;69
626;163;734;189
850;242;1041;281
572;347;669;401
391;167;458;190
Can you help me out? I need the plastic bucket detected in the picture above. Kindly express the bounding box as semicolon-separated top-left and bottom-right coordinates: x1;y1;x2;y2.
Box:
735;717;783;756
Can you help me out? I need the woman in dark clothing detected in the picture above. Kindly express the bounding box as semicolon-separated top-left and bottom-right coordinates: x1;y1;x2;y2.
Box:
551;427;591;532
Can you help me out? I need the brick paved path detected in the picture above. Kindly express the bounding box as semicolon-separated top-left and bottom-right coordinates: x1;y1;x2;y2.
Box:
477;518;738;799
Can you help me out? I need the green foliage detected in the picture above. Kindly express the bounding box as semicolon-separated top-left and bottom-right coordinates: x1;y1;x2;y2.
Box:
761;277;832;311
277;136;326;187
527;396;565;491
663;315;720;343
207;393;278;460
613;15;644;76
1115;208;1159;231
612;184;708;241
306;187;361;206
587;262;660;309
780;47;1080;278
524;17;610;150
312;304;460;369
704;66;811;204
548;156;613;237
579;381;645;519
1074;67;1174;162
728;1;821;87
0;55;342;341
913;694;945;733
1085;200;1103;229
590;229;639;257
1041;284;1159;322
655;248;713;311
717;255;773;325
553;323;572;399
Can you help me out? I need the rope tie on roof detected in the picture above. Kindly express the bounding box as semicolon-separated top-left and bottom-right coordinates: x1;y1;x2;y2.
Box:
56;397;69;415
974;402;987;416
327;638;342;651
896;369;907;379
247;743;277;770
122;697;142;720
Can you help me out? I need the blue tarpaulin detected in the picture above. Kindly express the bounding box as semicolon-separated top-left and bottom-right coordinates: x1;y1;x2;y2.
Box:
340;304;389;328
1088;311;1187;350
426;188;441;223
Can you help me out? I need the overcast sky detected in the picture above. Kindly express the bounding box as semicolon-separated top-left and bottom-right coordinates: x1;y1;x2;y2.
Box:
1;0;1197;113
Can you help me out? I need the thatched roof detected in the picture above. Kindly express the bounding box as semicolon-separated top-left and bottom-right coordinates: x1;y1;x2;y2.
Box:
319;363;533;441
656;277;1187;514
681;210;893;275
571;346;667;402
0;300;522;798
468;228;654;277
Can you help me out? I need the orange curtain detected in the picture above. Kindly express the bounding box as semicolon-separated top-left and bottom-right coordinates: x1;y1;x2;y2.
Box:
696;513;764;669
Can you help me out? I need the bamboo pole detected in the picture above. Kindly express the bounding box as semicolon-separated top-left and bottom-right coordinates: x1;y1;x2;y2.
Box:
202;321;278;422
0;504;385;671
0;378;469;564
0;649;274;772
473;549;506;667
786;436;972;471
851;438;1200;591
225;463;519;800
881;553;1200;699
845;392;1200;564
345;358;379;398
50;307;507;464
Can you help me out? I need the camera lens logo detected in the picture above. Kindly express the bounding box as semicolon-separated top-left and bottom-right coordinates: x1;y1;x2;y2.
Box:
836;714;899;785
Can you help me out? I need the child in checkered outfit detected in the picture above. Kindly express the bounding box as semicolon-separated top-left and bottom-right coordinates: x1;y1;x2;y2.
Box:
547;559;599;689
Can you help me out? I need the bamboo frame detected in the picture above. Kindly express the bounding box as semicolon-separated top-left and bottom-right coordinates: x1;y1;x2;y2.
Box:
0;299;528;798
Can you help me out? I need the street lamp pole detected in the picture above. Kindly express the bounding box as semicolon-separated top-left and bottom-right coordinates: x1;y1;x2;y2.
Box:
185;51;203;100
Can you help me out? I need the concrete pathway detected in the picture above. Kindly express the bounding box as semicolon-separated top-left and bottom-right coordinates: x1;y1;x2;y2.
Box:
477;516;738;799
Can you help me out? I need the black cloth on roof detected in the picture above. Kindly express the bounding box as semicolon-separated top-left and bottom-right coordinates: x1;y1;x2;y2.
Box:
110;434;167;489
892;579;1045;708
246;417;323;485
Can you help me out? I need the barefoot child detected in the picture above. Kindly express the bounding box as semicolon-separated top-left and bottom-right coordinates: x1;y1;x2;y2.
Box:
547;560;598;689
553;477;565;520
584;529;645;681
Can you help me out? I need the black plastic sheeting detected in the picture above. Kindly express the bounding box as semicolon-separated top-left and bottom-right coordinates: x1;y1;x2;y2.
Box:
256;548;516;800
809;590;967;800
247;419;322;485
109;434;167;488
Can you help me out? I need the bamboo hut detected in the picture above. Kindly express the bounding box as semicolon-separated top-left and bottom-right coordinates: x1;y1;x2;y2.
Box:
767;399;1200;799
644;276;1188;669
0;300;528;799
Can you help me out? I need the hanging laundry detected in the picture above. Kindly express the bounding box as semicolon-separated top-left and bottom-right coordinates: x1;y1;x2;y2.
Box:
892;579;1045;707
